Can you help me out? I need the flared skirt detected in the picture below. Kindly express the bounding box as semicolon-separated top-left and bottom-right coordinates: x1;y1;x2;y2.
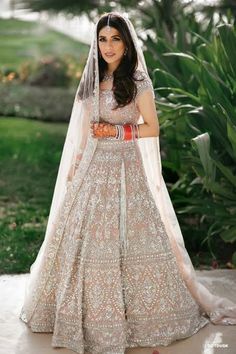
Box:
21;139;209;354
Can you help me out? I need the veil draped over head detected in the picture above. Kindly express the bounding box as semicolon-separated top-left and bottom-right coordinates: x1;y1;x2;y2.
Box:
21;12;236;326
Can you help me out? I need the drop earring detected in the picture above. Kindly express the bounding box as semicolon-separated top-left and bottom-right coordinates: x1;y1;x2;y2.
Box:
124;48;128;56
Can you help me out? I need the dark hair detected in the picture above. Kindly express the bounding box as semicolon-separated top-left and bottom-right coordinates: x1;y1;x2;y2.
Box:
97;13;142;109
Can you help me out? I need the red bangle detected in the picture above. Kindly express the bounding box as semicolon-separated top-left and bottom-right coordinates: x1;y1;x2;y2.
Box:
123;124;132;140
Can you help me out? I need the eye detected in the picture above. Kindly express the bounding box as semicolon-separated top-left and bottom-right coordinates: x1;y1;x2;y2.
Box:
113;37;121;41
99;38;106;42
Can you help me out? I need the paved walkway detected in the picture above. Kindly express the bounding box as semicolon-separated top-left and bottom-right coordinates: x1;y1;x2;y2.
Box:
0;270;235;354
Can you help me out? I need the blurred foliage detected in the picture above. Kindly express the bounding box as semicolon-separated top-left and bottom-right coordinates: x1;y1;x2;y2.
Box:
20;56;71;87
199;0;236;18
17;1;206;44
0;118;67;274
0;55;83;87
0;19;86;122
0;83;74;121
17;0;236;36
17;0;100;18
150;22;236;265
0;18;89;70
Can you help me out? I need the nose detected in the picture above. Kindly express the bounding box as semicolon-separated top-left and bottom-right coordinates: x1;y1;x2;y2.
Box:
106;40;114;50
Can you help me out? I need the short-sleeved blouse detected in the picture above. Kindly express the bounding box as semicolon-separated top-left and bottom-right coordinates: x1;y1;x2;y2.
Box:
99;70;153;125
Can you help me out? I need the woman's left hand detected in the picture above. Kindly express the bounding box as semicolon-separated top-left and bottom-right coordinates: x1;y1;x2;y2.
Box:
90;122;116;138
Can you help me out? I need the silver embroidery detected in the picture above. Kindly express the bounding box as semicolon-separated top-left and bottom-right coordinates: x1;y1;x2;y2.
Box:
120;160;127;255
20;70;210;354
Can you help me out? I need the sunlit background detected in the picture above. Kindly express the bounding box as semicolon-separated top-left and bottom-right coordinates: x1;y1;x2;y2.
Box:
0;0;236;275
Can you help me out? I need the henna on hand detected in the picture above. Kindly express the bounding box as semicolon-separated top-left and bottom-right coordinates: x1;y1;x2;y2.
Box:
90;122;116;138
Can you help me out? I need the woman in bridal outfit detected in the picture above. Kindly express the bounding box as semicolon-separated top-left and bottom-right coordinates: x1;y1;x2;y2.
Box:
19;11;236;354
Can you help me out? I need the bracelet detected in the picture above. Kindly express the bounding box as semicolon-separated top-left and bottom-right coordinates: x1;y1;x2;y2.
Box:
115;125;124;140
133;124;139;139
123;124;132;140
115;124;140;141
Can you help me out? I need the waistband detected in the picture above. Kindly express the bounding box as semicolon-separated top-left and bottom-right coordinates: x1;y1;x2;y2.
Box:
96;138;136;150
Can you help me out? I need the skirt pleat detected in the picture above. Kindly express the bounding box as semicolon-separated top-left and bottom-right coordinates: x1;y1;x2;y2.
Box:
24;139;209;354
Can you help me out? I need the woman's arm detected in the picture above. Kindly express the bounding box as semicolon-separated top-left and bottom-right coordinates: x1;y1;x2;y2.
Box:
135;89;159;138
90;89;159;139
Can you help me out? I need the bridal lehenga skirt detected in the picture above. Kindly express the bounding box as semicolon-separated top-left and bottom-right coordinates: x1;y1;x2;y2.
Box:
20;139;209;354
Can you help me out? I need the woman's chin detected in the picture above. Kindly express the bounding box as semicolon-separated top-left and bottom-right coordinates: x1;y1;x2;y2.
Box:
103;57;116;63
103;56;122;65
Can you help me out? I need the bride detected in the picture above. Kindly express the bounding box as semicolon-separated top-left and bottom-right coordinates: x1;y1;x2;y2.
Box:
19;11;236;354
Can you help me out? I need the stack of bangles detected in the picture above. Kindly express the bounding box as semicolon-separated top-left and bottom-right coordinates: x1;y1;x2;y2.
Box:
115;124;140;140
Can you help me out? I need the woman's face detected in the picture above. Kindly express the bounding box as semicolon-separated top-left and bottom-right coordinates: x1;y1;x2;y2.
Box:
98;26;126;68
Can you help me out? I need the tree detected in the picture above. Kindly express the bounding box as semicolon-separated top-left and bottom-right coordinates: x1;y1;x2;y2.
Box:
17;0;236;32
17;0;101;19
17;0;193;42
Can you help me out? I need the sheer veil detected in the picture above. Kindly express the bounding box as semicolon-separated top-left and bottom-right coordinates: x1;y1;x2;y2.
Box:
20;12;236;326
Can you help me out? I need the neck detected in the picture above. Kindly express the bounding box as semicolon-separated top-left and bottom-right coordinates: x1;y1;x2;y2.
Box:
107;61;120;74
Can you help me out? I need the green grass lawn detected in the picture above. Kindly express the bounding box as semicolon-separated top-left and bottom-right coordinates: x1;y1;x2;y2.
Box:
0;117;67;274
0;18;89;70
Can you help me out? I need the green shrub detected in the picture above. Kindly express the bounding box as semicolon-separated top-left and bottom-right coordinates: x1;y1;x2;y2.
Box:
0;55;83;88
150;22;236;264
0;82;75;121
28;56;70;87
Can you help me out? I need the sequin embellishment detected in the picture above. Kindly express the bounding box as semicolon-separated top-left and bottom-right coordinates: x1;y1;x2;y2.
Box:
19;70;210;354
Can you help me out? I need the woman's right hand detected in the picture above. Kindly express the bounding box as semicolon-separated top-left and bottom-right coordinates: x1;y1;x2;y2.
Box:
67;153;83;182
67;164;75;182
90;122;116;138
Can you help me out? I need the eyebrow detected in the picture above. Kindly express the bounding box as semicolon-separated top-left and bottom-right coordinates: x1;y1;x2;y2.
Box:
98;34;121;38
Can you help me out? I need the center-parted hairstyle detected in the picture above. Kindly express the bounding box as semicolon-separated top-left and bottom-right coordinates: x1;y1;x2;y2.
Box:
97;13;143;108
